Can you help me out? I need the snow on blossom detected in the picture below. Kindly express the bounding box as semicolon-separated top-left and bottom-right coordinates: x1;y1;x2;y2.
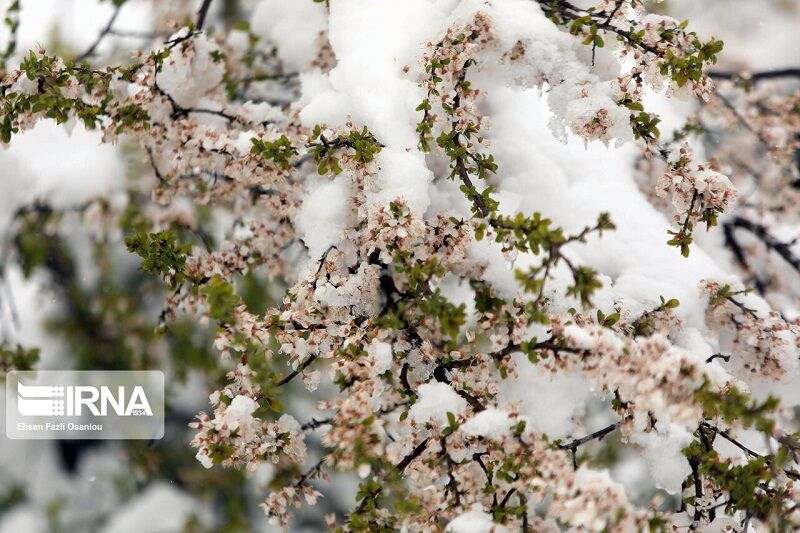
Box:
220;395;259;438
561;85;634;146
630;425;693;494
7;71;38;96
367;339;393;374
195;450;213;470
158;32;225;108
446;504;509;533
251;0;329;71
550;467;639;532
299;0;441;214
302;369;322;391
409;382;467;426
277;414;301;435
6;0;798;530
313;262;383;318
296;176;353;259
460;408;513;440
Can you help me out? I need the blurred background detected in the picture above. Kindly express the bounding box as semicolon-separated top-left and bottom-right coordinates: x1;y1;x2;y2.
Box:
0;0;797;531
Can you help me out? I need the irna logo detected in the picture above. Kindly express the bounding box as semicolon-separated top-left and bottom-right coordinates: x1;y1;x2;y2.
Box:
7;371;164;440
17;382;153;417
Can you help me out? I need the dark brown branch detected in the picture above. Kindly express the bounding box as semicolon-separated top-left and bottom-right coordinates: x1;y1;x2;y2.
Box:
396;438;429;473
520;494;530;532
455;388;485;412
561;422;621;449
295;456;326;489
689;456;703;522
534;0;662;57
431;357;486;412
196;0;213;31
399;363;414;396
153;75;265;125
558;421;621;469
301;402;409;432
726;295;759;320
276;355;318;386
728;216;800;274
473;451;493;486
706;353;731;364
432;336;590;386
701;423;762;459
498;487;517;509
701;423;800;482
301;417;331;431
145;146;166;183
491;338;590;363
440;437;462;507
723;221;767;295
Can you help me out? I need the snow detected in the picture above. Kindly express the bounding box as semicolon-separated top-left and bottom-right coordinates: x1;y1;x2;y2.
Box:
446;505;509;533
241;101;284;124
251;0;328;72
484;86;738;334
223;394;258;423
1;121;125;215
296;175;353;259
460;408;513;440
630;426;693;494
159;33;225;108
299;0;449;214
500;359;598;439
409;382;467;426
219;395;260;443
100;483;212;533
367;339;393;374
0;506;47;533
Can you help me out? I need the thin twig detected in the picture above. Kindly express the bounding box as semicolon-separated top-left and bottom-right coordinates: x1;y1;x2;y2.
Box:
396;438;429;473
559;421;621;469
75;2;123;62
706;353;731;364
728;216;800;274
276;355;318;387
710;68;800;82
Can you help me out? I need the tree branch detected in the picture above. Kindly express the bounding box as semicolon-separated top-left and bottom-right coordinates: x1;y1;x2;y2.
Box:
196;0;213;31
396;438;429;473
709;68;800;82
276;355;317;387
75;2;123;62
706;353;731;364
727;216;800;274
559;421;621;469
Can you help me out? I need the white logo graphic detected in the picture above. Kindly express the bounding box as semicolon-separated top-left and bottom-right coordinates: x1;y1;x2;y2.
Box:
17;382;153;417
7;371;164;440
17;383;65;416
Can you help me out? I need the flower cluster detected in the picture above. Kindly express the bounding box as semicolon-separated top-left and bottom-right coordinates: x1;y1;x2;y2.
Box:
655;143;737;256
701;281;800;381
190;365;307;471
